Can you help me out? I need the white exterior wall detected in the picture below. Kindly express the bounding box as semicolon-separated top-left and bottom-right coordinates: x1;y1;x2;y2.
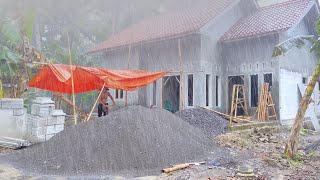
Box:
279;69;302;121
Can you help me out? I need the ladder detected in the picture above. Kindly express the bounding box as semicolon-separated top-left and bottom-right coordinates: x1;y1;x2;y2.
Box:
229;84;249;126
256;83;277;121
267;92;277;120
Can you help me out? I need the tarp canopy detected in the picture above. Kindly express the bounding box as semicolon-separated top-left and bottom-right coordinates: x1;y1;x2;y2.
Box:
29;64;170;94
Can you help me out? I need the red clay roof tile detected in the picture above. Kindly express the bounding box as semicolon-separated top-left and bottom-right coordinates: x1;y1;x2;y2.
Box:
89;0;235;53
220;0;312;41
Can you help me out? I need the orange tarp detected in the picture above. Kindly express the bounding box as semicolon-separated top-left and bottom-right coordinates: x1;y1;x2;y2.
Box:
29;64;170;94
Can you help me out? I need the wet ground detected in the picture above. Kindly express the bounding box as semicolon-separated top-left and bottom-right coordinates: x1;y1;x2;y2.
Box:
1;127;319;180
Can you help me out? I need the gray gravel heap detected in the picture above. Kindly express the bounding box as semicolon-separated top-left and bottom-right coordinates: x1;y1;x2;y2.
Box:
175;108;228;137
3;106;214;177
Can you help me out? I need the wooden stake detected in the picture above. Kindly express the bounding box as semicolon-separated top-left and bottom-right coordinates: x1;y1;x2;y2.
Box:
178;39;185;110
125;44;132;107
86;83;106;122
161;77;164;109
67;33;77;125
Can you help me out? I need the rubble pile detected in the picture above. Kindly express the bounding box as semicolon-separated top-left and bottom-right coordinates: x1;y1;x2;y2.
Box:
3;106;214;176
175;108;228;137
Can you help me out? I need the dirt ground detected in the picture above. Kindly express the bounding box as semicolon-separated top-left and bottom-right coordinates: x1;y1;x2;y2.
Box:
0;126;319;180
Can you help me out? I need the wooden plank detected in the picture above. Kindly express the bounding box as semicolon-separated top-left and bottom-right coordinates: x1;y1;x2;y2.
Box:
234;85;239;118
226;77;229;114
178;39;185;110
86;83;106;122
197;106;245;122
161;77;164;109
67;33;77;125
125;44;132;107
162;164;190;173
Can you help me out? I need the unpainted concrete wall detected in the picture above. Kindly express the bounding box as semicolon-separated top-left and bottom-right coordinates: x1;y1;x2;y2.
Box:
199;0;258;109
220;34;280;115
99;34;202;108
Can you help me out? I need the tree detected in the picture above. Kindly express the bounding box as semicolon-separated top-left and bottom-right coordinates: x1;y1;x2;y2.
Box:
272;19;320;158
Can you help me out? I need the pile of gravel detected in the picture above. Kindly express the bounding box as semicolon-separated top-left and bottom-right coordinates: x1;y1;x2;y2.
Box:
3;106;214;177
175;108;228;137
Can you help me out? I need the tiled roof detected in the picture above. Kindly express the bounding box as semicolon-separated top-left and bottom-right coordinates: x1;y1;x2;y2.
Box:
89;0;235;53
220;0;313;42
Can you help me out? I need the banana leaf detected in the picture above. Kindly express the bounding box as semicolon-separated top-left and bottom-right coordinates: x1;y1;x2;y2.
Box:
272;35;315;57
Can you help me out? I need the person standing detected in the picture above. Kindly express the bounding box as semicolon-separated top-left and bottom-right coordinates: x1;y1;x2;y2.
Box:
98;87;116;117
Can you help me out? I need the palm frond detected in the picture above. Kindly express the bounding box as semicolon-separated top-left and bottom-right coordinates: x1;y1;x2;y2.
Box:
272;35;315;57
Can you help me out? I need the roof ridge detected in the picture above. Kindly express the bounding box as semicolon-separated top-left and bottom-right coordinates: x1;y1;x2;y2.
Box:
89;0;236;53
261;0;311;9
221;0;313;41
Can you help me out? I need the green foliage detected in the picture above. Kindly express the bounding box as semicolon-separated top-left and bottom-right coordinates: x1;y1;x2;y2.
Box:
0;20;21;47
272;35;315;57
288;159;303;167
300;128;309;136
22;9;36;40
315;17;320;35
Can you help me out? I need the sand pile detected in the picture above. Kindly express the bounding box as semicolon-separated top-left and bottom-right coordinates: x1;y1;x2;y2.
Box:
175;108;228;137
3;106;214;176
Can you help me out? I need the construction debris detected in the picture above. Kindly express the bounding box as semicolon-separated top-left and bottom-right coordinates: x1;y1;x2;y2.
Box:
3;106;214;176
162;163;190;173
235;166;256;180
305;139;320;154
162;161;205;173
216;127;281;149
175;107;228;137
0;137;31;149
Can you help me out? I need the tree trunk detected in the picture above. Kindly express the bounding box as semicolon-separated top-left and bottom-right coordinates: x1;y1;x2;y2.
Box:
285;61;320;158
0;79;3;98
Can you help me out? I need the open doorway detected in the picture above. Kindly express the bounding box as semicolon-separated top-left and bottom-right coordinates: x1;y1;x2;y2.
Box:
163;76;180;113
228;75;244;115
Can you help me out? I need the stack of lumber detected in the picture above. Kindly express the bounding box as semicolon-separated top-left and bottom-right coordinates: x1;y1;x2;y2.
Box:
0;137;31;149
256;83;277;121
197;106;252;123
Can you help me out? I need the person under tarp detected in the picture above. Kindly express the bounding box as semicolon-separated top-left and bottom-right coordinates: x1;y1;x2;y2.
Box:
98;87;115;117
28;63;170;121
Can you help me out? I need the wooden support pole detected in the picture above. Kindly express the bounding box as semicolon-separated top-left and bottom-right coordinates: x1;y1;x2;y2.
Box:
67;33;77;125
178;39;185;110
161;77;164;109
86;83;106;122
125;44;132;107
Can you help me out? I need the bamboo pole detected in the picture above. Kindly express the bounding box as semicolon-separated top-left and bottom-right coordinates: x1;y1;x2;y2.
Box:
86;83;106;122
178;39;185;110
161;77;164;109
67;33;77;125
125;44;132;107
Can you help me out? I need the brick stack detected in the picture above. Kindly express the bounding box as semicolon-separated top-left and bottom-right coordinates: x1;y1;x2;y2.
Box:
26;97;66;142
0;98;26;137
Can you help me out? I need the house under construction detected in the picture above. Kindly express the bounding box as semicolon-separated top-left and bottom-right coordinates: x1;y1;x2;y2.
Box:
89;0;320;125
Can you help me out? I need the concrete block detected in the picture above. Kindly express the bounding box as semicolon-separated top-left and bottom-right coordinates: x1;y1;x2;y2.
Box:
35;135;46;142
32;117;48;127
31;104;40;115
31;104;55;117
55;124;64;133
56;116;66;124
31;127;47;136
46;125;55;134
47;117;57;125
1;98;23;109
45;134;55;141
33;97;55;104
13;108;24;116
52;109;66;116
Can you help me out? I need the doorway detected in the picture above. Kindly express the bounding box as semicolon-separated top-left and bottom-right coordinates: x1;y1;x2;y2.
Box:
228;75;244;115
163;76;180;113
